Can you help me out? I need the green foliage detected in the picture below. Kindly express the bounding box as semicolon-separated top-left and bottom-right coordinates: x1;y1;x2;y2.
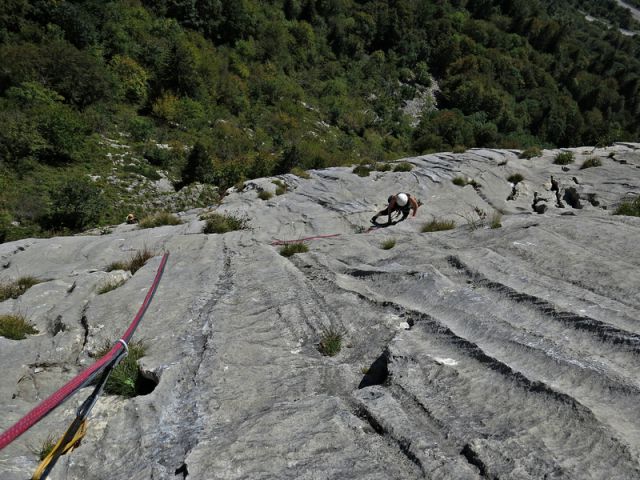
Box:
381;239;396;250
44;177;104;232
34;434;57;461
0;313;38;340
422;219;456;233
290;167;310;179
202;212;248;234
452;176;468;187
0;276;41;302
353;164;372;177
138;212;182;229
182;142;214;185
507;173;524;184
106;248;155;275
123;162;161;180
97;277;127;295
258;190;273;200
580;157;602;169
519;147;542;159
318;327;343;357
393;162;414;172
490;212;503;229
279;242;308;257
95;341;147;397
272;179;287;195
614;197;640;217
554;151;575;165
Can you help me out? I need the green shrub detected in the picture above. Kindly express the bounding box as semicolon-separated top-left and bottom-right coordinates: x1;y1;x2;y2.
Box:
106;248;155;275
291;167;311;179
95;341;147;397
0;313;38;340
279;242;309;257
97;277;127;295
272;179;287;195
452;176;468;186
381;239;396;250
138;212;182;229
393;162;414;172
507;173;524;184
375;162;392;172
44;177;104;232
0;276;41;302
581;157;602;169
554;151;574;165
519;146;542;159
318;327;343;357
452;145;467;153
258;190;273;200
123;163;161;181
422;219;455;232
202;212;249;233
614;196;640;217
353;164;372;177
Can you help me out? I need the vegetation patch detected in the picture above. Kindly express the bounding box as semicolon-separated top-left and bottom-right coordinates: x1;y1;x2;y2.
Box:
490;212;503;229
202;212;249;234
353;164;372;177
381;239;396;250
393;162;414;172
97;277;127;295
257;190;273;200
279;242;309;257
614;196;640;217
375;163;392;172
581;157;602;169
318;327;343;357
507;173;524;184
0;313;38;340
272;180;287;195
290;167;310;179
0;276;41;302
452;145;467;153
422;219;455;232
106;247;155;275
554;152;574;165
123;163;161;181
452;176;468;187
138;212;182;229
95;341;151;397
519;147;542;159
32;434;57;461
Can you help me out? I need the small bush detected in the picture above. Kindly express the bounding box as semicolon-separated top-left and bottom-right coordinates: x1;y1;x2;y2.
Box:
318;327;343;357
0;276;41;302
272;180;287;195
97;277;127;295
422;219;455;232
279;242;309;257
393;162;414;172
381;239;396;250
452;176;468;186
291;167;310;179
519;146;542;159
0;313;38;340
138;212;182;229
123;163;161;181
507;173;524;184
202;213;249;234
353;164;372;177
258;190;273;200
375;162;392;172
490;212;503;229
581;157;602;169
614;196;640;217
554;151;574;165
106;248;155;275
95;341;147;397
452;145;466;153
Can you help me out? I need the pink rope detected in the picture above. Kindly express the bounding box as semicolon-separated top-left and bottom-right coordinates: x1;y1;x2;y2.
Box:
0;252;169;451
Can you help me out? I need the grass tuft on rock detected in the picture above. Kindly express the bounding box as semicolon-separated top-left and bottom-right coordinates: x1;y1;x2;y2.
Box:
519;146;542;159
202;212;249;234
138;212;182;229
490;212;503;229
614;196;640;217
0;276;41;302
258;190;273;200
581;157;602;169
0;313;38;340
291;167;310;179
32;434;57;461
318;327;343;357
554;151;574;165
393;162;414;172
381;239;396;250
353;164;372;177
106;247;155;275
507;173;524;184
95;341;147;397
452;176;468;186
422;219;455;233
279;242;309;257
97;277;127;295
272;180;287;195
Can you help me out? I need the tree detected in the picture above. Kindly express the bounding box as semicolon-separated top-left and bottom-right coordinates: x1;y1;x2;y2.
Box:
46;178;104;231
181;142;215;185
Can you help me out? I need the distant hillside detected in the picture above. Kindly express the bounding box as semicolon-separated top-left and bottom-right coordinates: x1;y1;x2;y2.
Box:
1;0;640;242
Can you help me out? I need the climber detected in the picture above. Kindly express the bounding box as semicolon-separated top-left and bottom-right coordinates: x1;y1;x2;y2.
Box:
126;213;138;224
371;193;419;225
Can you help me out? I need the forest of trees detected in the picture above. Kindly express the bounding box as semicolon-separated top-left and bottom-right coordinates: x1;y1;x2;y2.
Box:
1;0;640;241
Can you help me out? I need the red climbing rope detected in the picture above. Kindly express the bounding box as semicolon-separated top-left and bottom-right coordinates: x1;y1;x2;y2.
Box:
271;234;341;245
0;251;169;451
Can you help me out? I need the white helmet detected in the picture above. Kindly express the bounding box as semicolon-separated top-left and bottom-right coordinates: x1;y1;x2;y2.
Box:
396;193;408;206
